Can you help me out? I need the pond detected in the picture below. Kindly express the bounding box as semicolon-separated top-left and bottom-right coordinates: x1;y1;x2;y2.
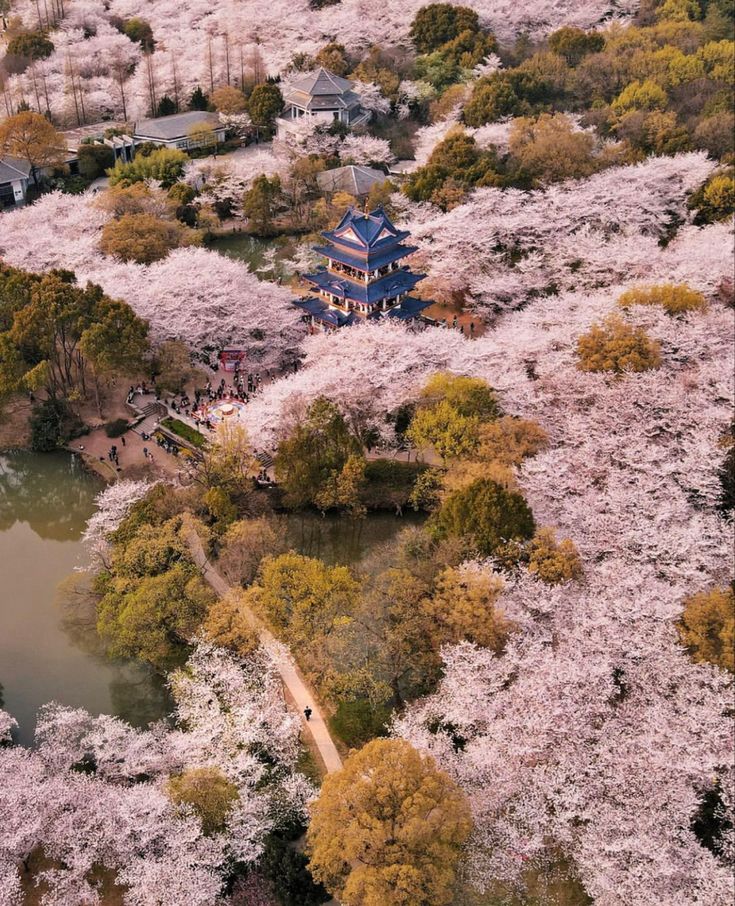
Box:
0;452;169;745
285;510;424;570
208;232;302;282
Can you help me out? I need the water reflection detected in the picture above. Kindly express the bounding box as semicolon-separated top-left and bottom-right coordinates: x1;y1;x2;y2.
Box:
285;511;424;568
0;451;170;745
0;451;97;541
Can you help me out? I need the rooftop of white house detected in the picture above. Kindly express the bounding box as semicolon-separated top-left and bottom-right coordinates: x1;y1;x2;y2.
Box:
0;157;31;182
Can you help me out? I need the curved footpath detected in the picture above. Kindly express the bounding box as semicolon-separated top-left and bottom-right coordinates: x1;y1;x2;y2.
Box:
183;515;343;775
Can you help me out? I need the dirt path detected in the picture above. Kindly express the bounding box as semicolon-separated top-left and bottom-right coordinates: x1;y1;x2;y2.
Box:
182;515;343;776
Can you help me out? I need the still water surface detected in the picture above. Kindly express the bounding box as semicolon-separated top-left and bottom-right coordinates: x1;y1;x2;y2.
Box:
0;452;169;745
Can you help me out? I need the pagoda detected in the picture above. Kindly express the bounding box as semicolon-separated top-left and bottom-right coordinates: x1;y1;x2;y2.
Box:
295;207;432;331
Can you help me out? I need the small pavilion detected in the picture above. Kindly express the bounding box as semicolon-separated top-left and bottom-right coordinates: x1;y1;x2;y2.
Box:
294;206;432;331
277;68;371;137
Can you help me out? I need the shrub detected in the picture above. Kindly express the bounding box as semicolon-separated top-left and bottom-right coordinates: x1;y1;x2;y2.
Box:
329;698;391;748
30;399;85;451
78;144;116;181
576;314;661;374
618;283;708;314
431;477;535;556
362;459;428;510
107;148;188;188
167;767;239;834
677;586;734;672
104;418;130;438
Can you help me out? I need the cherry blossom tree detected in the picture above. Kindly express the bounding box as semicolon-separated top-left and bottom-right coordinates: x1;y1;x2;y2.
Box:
0;643;313;902
82;479;153;568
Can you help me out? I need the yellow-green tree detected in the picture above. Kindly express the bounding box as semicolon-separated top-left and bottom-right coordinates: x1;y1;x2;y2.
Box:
100;212;201;264
576;314;661;374
211;85;248;113
307;738;473;906
509;113;599;183
618;283;707;314
0;111;65;184
202;590;259;657
247;552;360;650
217;516;288;586
677;586;734;672
167;766;240;834
526;527;583;584
425;565;511;649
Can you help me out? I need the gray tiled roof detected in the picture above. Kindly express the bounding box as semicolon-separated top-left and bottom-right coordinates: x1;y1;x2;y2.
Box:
284;67;362;111
0;157;31;183
290;68;354;96
134;111;221;141
317;165;388;197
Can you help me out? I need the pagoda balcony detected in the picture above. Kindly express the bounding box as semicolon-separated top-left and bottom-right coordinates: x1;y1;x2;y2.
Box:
326;259;401;283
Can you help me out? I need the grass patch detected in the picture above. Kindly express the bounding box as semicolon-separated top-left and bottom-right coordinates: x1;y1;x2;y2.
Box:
161;417;207;449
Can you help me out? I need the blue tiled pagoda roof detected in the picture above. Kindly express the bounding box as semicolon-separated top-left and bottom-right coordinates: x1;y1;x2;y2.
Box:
320;207;411;262
312;242;418;272
293;296;362;327
304;267;424;305
385;296;433;319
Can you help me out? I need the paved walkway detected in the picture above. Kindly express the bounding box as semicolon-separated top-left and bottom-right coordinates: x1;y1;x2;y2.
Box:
183;515;343;775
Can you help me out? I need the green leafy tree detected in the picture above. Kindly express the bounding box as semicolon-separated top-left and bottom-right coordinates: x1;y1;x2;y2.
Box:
410;3;482;53
79;298;149;416
167;767;239;834
274;397;361;508
243;174;282;236
315;42;350;76
156;94;177;116
123;17;155;52
689;171;735;224
509;112;599;183
247;83;284;132
107;148;188;188
99;212;201;263
77;144;115;180
189;86;209;110
430;477;536;556
307;738;473;906
548;26;605;66
6;30;54;60
611;79;668;115
246;552;360;656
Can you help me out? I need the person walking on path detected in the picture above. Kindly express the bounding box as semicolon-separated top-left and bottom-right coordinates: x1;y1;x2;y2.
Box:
304;707;312;722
